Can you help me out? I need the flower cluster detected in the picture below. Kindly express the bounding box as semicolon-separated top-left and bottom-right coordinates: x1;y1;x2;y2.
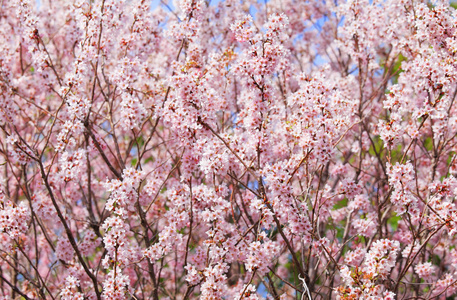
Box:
2;0;457;299
364;239;400;280
0;194;29;239
60;276;84;300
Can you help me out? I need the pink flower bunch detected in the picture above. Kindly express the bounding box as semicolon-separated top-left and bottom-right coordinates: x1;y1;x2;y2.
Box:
3;0;457;299
363;239;400;280
0;194;29;239
60;276;84;300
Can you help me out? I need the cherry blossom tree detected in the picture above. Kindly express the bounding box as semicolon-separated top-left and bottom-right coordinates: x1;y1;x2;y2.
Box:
1;0;457;299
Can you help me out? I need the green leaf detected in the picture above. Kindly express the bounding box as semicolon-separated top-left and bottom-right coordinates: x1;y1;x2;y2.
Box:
368;135;383;156
423;137;433;151
391;53;407;85
136;135;145;148
333;197;348;209
447;152;455;165
391;143;403;163
388;214;401;231
336;226;345;240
